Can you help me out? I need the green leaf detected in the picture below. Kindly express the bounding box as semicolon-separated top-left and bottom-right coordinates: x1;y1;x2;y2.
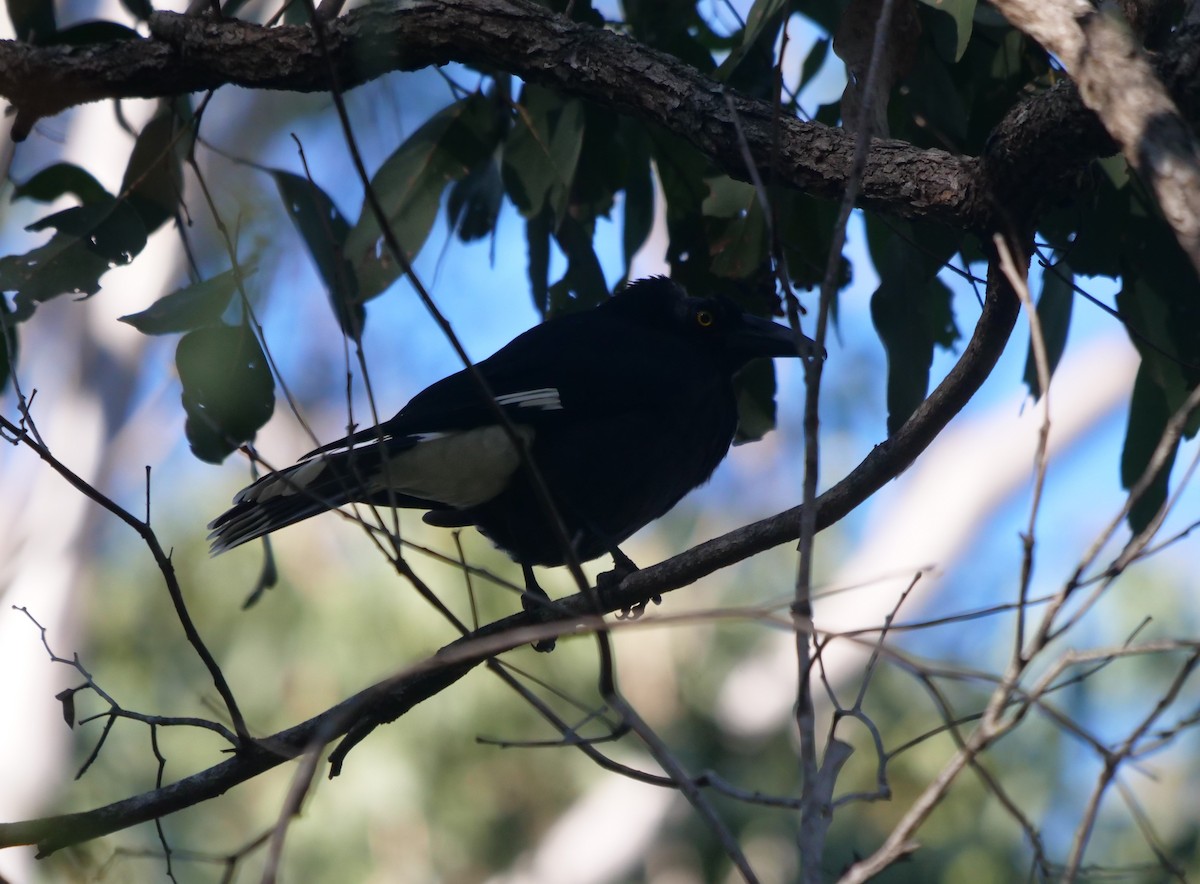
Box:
526;208;552;318
119;262;256;335
778;190;846;290
0;296;17;392
703;178;767;279
1039;163;1128;279
273;170;363;339
13;163;108;205
501;87;585;225
715;0;787;81
733;358;778;443
0;197;147;315
176;324;275;464
1022;260;1073;400
799;38;831;91
549;215;608;315
1120;363;1177;534
118;0;153;22
27;199;147;265
867;218;960;434
624;0;718;73
7;0;56;43
121;110;187;233
621;129;654;274
0;237;111;316
918;0;976;62
345;93;499;300
901;48;969;146
1117;244;1200;416
871;275;955;434
447;156;504;243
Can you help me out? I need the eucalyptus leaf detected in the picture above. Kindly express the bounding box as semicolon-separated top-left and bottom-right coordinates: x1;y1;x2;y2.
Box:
122;110;187;233
715;0;787;81
621;131;654;274
0;296;16;392
13;163;109;205
120;262;257;335
176;324;276;464
1120;363;1177;534
501;87;585;225
345;93;498;300
0;197;148;314
918;0;976;62
447;157;504;244
273;170;363;339
1022;261;1073;400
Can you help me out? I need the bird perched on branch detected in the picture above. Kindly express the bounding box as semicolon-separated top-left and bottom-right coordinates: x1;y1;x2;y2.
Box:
208;276;820;605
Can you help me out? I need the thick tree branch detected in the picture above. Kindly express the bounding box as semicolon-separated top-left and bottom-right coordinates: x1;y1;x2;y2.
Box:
0;0;978;227
0;257;1019;858
6;0;1200;238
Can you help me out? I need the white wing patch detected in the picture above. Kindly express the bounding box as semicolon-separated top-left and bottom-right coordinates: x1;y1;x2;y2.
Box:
495;388;563;411
367;425;535;507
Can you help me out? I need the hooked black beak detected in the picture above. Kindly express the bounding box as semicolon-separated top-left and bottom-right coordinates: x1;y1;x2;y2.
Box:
732;312;824;361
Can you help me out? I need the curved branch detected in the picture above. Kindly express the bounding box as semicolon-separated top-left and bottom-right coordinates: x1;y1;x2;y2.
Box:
6;0;1200;234
0;255;1019;859
0;0;979;226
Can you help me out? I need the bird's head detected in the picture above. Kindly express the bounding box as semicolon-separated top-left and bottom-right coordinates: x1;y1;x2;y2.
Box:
611;276;822;369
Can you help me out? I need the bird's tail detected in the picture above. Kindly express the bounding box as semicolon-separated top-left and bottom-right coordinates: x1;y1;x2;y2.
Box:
207;454;354;553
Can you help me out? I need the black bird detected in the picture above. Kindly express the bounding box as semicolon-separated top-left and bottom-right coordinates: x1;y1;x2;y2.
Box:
208;277;819;599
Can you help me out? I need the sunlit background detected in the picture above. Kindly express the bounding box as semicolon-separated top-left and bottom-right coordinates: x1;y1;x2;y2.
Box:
2;0;1199;882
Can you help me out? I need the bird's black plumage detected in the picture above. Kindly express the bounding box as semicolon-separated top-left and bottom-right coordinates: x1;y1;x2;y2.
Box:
208;277;819;578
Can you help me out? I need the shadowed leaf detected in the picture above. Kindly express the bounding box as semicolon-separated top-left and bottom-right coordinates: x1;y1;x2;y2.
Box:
120;262;256;335
0;296;16;392
1022;260;1073;400
502;86;585;225
177;324;275;464
122;109;188;234
0;197;147;316
273;170;363;339
1121;363;1177;534
346;93;499;300
13;163;108;205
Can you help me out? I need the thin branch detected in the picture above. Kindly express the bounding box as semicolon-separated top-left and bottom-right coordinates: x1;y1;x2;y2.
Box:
0;412;250;741
994;233;1051;660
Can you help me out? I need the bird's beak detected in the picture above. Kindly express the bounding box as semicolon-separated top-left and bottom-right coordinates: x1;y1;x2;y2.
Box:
735;313;824;360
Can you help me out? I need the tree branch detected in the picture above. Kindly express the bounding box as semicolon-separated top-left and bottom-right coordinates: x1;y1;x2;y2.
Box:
7;0;1200;238
0;0;975;228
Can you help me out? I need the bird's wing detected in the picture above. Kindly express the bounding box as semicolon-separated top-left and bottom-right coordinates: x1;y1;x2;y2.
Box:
306;311;681;459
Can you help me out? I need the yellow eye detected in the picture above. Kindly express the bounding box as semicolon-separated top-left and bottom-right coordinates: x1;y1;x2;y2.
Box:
696;310;715;328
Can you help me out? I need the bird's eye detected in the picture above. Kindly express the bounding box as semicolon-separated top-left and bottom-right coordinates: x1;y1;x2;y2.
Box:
695;310;715;328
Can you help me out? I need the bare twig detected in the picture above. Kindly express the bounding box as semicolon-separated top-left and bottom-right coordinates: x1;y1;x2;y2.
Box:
0;413;250;740
994;233;1051;659
797;2;898;879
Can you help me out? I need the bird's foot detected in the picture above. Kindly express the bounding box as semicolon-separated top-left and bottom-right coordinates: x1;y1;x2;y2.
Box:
596;552;660;620
615;593;661;620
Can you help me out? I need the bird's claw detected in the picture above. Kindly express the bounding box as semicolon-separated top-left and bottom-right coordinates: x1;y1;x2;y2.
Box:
616;594;661;620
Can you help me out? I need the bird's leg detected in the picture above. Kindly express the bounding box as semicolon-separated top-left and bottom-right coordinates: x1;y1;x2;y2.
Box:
610;546;639;576
602;545;660;621
521;563;557;653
